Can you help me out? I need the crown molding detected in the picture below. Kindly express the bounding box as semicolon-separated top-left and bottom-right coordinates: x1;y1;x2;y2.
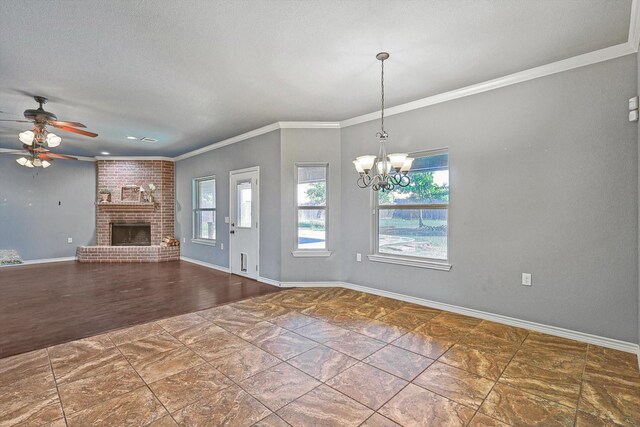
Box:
340;41;636;128
278;121;341;129
94;156;174;161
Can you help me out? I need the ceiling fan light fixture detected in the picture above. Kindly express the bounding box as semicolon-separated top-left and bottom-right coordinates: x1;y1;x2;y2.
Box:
24;159;34;168
47;133;62;148
16;157;28;166
19;130;34;145
32;158;42;167
41;160;51;168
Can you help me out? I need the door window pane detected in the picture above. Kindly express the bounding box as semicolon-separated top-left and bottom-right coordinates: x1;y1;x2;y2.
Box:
198;210;216;240
237;181;252;228
378;208;447;260
297;209;326;249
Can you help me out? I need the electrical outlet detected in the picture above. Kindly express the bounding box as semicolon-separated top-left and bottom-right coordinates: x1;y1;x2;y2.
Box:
225;217;230;224
221;243;224;250
67;237;73;244
182;237;186;243
356;253;362;262
522;273;532;286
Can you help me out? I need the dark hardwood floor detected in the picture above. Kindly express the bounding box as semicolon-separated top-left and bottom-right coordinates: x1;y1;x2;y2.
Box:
0;260;279;358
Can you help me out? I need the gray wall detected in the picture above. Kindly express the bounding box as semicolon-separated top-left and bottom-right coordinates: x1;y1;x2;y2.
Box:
0;156;96;260
280;128;342;282
175;130;282;281
341;54;639;343
637;50;640;347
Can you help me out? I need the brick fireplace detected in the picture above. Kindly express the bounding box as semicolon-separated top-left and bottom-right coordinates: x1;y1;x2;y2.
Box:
77;160;179;263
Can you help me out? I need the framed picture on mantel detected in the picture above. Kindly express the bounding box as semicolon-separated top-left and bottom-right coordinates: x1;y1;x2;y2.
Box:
121;185;142;202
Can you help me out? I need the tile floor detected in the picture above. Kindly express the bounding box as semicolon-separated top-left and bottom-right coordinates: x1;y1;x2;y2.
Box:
1;287;639;427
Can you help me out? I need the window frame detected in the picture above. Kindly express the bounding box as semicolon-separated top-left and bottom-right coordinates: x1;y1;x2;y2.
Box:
368;148;451;271
292;162;332;257
192;175;217;246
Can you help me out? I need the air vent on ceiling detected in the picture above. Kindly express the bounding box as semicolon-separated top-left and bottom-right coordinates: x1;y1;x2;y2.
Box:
140;137;158;143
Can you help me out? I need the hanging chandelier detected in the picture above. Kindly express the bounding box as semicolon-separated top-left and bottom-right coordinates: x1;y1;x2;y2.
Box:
353;52;413;192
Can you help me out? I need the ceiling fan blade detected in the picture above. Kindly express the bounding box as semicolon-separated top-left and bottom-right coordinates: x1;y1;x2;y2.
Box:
46;152;77;160
0;119;32;123
49;120;86;128
38;153;53;161
49;123;98;137
0;149;29;155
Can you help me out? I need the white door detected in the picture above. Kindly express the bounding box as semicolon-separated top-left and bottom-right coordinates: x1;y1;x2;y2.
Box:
229;167;259;279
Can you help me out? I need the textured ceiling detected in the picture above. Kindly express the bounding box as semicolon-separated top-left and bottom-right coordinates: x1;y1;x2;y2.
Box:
0;0;632;157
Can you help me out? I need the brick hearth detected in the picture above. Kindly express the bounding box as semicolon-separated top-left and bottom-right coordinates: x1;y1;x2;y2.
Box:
78;159;179;263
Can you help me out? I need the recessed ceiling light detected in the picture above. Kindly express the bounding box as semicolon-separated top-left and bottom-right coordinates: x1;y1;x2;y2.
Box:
140;137;158;143
101;151;110;155
126;136;137;140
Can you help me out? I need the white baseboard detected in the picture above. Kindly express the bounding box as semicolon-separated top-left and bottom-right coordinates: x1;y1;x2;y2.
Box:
258;276;281;287
0;256;77;267
180;256;230;273
283;280;640;356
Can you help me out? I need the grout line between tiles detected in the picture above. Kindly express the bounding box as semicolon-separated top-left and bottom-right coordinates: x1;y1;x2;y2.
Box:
45;347;70;427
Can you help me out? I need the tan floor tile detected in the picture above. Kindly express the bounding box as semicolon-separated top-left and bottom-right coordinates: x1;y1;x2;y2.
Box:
236;321;285;342
200;305;264;332
66;386;167;427
364;345;434;381
51;347;124;384
148;363;233;413
130;346;204;383
48;334;115;380
270;311;317;330
434;312;483;329
170;321;228;345
326;362;408;410
0;359;53;392
391;330;456;359
400;303;442;318
42;418;68;427
324;331;386;359
360;413;401;427
479;383;576;427
414;361;494;409
287;345;358;381
256;330;318;360
240;363;320;411
253;413;289;427
440;344;511;380
118;332;183;363
474;321;529;344
294;320;349;343
468;412;512;426
187;330;251;361
277;384;373;427
345;318;406;343
378;307;438;331
576;410;627;426
0;381;63;427
522;332;587;357
579;381;640;426
500;359;581;408
0;349;49;387
414;318;473;340
379;383;475;427
109;322;165;345
210;344;281;381
172;384;270;427
147;415;179;426
57;356;144;414
156;312;207;333
584;346;640;389
230;300;290;319
511;346;585;379
458;332;521;356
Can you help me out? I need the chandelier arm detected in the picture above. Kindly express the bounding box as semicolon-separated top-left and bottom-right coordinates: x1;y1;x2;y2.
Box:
381;57;384;134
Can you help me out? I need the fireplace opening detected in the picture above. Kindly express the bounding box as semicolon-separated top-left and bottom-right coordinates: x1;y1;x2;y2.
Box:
111;223;151;246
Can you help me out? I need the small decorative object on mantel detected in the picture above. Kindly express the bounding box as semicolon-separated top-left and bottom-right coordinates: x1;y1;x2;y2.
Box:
161;236;180;247
98;188;111;203
147;183;156;203
121;185;141;202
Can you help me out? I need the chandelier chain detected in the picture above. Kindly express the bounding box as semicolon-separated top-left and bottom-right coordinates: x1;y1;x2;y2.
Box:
380;57;385;134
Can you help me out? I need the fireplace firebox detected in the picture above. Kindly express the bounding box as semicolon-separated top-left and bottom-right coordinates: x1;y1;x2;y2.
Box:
111;223;151;246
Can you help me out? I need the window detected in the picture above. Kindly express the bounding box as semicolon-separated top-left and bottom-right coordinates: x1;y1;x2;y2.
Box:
371;150;450;269
236;180;252;228
192;176;216;244
294;164;330;255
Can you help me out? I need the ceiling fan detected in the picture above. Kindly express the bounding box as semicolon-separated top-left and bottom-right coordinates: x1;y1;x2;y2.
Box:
0;96;98;168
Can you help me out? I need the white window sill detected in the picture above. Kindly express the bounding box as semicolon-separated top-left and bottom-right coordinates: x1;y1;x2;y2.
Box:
291;250;333;258
367;254;451;271
191;239;216;247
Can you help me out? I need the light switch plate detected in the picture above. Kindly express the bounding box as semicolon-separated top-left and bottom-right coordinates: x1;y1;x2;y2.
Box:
629;110;639;122
356;253;362;262
522;273;532;286
67;237;73;244
629;96;639;110
225;217;230;224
